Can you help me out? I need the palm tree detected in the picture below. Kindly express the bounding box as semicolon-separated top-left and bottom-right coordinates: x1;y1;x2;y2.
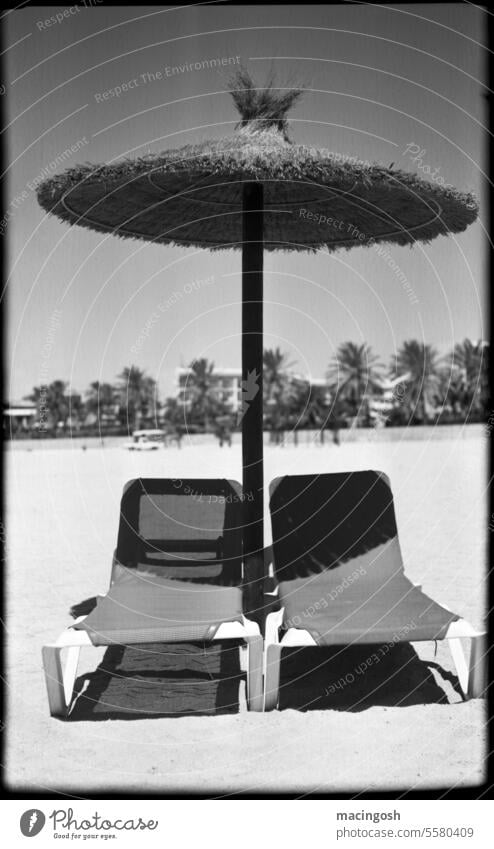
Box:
186;358;223;429
304;385;329;429
25;386;45;427
435;362;465;421
85;381;118;427
450;339;489;419
117;367;157;430
263;348;294;401
328;342;383;422
141;376;159;424
66;390;84;431
26;380;69;432
295;380;335;443
393;340;441;423
263;347;294;435
283;377;327;428
162;396;185;428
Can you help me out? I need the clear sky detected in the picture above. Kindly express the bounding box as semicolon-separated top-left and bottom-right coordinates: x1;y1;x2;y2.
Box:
4;3;487;402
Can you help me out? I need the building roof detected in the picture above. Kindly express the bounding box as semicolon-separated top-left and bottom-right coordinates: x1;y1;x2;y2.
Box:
4;407;37;416
176;366;241;378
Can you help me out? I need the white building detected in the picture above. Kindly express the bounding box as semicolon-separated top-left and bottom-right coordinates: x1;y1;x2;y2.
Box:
176;367;242;413
3;401;37;432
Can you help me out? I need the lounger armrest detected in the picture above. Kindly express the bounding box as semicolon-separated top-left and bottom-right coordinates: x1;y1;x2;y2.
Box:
446;619;485;639
241;616;262;636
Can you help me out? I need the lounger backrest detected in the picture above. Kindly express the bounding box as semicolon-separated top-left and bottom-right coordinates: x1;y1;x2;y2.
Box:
269;471;403;582
116;478;243;585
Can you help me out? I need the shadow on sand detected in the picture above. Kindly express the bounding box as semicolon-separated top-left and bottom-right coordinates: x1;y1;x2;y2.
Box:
69;640;243;721
67;640;462;720
277;644;463;711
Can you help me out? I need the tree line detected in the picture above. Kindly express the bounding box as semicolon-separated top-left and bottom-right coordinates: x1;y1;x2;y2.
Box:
7;338;489;438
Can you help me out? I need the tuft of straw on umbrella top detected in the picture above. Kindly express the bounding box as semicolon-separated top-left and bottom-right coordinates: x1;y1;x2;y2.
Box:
229;68;302;138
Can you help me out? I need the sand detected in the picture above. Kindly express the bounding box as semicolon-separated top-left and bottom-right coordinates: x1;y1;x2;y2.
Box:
5;426;487;794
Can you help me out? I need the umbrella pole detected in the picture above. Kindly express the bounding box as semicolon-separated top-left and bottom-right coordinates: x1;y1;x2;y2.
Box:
241;182;264;623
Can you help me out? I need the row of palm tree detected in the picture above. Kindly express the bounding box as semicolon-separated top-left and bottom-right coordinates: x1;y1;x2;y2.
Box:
13;339;488;436
263;338;489;428
23;367;159;434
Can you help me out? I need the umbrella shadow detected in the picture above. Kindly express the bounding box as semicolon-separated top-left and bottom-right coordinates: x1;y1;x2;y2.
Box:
277;643;463;712
68;641;243;721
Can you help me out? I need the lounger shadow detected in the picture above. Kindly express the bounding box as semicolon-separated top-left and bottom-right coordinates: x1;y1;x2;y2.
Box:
43;479;263;716
275;643;463;711
264;471;486;710
68;641;244;720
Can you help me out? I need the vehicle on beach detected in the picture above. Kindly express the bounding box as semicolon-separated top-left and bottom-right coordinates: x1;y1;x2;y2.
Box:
123;429;164;450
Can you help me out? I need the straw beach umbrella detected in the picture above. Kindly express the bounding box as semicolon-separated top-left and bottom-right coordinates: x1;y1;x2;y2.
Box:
37;70;478;614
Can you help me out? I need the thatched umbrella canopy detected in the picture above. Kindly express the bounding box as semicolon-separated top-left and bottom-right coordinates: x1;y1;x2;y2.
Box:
37;70;478;616
37;84;477;252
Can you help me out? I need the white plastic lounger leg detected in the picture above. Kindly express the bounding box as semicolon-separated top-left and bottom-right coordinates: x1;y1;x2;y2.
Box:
264;610;284;678
448;638;469;698
467;634;485;700
265;609;283;645
447;625;486;701
245;634;264;711
213;620;263;711
42;644;81;717
264;644;282;711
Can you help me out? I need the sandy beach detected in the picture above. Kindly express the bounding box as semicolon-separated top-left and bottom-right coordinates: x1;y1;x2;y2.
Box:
5;426;487;795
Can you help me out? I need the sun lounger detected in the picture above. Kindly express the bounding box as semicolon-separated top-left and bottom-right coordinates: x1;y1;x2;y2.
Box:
264;471;485;710
42;478;263;715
